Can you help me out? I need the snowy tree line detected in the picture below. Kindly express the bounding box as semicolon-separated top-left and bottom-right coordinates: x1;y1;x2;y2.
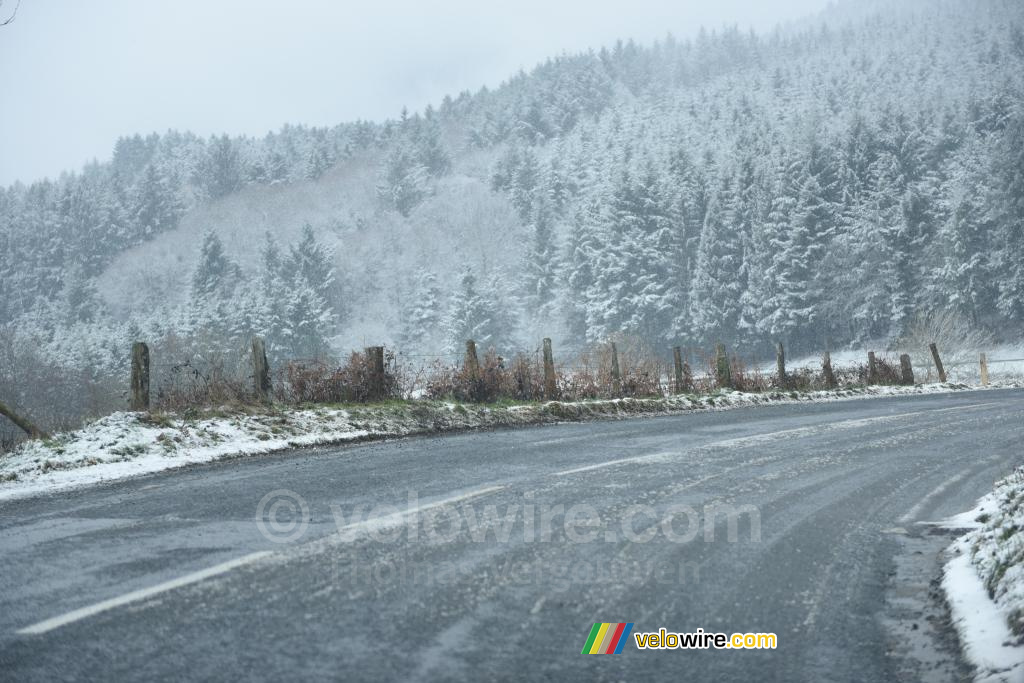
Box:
474;0;1024;356
0;120;396;324
1;0;1023;395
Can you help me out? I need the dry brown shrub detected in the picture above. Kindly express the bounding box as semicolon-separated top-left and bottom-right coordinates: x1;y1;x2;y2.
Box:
154;355;250;410
275;349;400;404
729;356;772;392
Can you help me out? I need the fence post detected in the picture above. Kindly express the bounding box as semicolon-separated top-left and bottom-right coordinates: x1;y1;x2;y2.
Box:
610;342;622;397
542;338;557;399
822;351;837;389
0;400;49;439
672;346;685;394
252;337;271;403
715;343;732;390
464;340;480;378
130;341;150;411
867;351;878;385
776;342;787;389
899;353;915;385
980;353;989;386
929;343;947;383
365;346;385;401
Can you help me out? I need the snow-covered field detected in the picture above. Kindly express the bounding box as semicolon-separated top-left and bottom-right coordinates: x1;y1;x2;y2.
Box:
770;346;1024;386
943;469;1024;683
0;382;990;502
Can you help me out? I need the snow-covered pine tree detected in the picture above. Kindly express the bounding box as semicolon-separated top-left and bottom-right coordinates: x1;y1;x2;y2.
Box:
191;230;239;302
286;224;339;318
521;201;559;326
397;268;444;354
62;265;103;326
561;199;602;349
992;110;1024;324
689;174;745;345
445;267;512;355
282;280;334;360
378;146;429;217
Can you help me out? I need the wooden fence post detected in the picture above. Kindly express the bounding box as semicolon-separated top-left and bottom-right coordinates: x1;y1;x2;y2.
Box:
252;337;271;403
0;400;49;439
715;343;732;390
464;340;480;378
867;351;878;385
980;353;989;386
610;342;622;397
130;341;150;411
673;346;684;394
776;342;787;389
542;338;557;399
929;343;947;383
822;351;837;389
899;353;915;385
365;346;385;401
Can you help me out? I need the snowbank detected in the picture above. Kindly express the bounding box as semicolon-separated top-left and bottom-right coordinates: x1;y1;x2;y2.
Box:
0;382;992;502
943;468;1024;682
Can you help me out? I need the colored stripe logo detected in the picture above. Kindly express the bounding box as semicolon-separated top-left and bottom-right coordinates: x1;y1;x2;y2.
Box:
581;622;634;654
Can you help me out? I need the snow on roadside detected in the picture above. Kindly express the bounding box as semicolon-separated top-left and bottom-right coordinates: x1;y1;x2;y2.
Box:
0;381;1003;502
942;468;1024;683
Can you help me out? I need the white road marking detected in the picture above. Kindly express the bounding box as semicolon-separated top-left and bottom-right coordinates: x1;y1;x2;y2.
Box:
901;456;1003;528
17;485;508;636
550;402;999;478
900;469;977;525
16;551;275;636
552;453;675;476
928;402;999;413
327;485;506;541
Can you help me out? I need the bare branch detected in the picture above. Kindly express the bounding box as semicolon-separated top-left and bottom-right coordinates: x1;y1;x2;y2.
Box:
0;0;22;27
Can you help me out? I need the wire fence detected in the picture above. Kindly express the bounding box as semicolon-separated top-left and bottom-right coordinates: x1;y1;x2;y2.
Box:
127;337;1024;414
4;338;1022;453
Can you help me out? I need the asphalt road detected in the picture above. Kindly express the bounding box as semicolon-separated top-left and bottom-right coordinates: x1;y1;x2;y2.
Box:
1;389;1022;681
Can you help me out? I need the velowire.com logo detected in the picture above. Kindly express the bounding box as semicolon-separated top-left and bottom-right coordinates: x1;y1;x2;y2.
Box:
581;622;634;654
583;623;779;653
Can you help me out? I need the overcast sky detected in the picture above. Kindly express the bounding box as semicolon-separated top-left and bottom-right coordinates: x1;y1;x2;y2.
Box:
0;0;833;186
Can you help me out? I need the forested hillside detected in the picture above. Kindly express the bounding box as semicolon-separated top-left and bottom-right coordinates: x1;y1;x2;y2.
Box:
1;0;1022;414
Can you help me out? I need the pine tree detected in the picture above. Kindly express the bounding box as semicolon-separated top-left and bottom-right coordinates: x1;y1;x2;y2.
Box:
398;268;444;353
63;265;102;325
562;199;602;348
286;224;338;315
413;112;452;176
281;282;330;359
689;176;745;345
769;172;826;349
445;268;511;354
993;111;1024;322
254;232;288;357
613;165;674;343
191;230;239;301
522;202;558;320
378;147;429;217
201;135;242;199
131;163;183;239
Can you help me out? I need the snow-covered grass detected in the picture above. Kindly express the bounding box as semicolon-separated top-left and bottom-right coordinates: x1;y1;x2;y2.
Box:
0;381;1002;502
943;468;1024;682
